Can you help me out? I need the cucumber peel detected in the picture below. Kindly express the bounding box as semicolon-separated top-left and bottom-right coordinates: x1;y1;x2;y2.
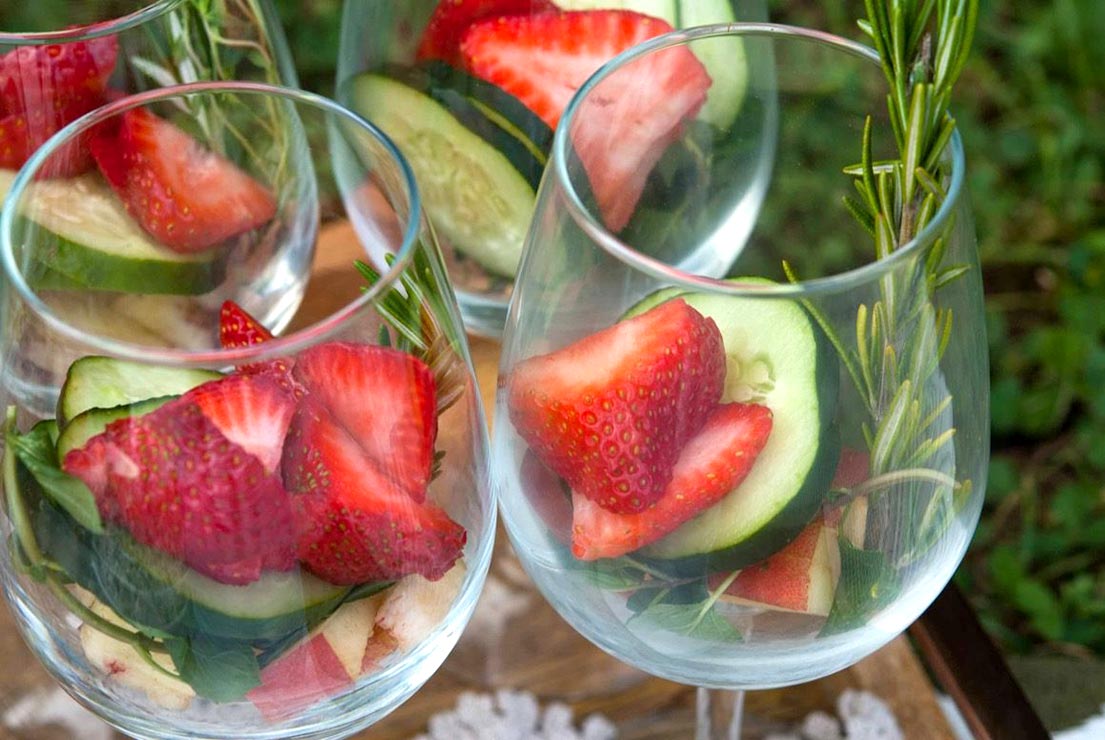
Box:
2;171;225;295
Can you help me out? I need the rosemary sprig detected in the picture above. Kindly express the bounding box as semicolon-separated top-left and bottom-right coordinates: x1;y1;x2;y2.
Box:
131;0;292;186
355;245;467;417
844;0;978;561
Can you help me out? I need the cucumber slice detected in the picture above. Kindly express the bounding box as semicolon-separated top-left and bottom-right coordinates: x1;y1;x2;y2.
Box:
9;173;224;295
419;61;553;168
676;0;747;129
348;73;537;278
56;396;175;462
634;283;839;568
58;356;221;426
35;500;349;641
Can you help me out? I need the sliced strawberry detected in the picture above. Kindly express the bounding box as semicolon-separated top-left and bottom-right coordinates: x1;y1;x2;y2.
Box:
571;402;773;560
62;400;297;584
508;298;725;514
0;97;97;177
88;107;277;253
283;400;465;585
520;451;572;545
417;0;556;65
292;343;437;499
460;10;710;231
220;300;274;348
460;10;676;130
183;373;296;474
0;35;117;115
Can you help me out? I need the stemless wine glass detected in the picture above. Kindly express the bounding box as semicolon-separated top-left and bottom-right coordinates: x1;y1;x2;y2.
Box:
335;0;771;337
494;24;986;737
0;83;494;739
0;0;295;186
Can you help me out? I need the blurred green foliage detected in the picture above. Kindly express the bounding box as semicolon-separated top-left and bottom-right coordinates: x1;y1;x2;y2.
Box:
272;0;1105;659
769;0;1105;660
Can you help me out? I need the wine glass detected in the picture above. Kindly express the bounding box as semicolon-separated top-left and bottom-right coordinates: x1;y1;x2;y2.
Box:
493;23;986;737
0;83;494;739
0;0;296;182
334;0;771;338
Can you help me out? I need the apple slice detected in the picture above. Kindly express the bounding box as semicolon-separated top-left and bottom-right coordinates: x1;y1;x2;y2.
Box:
374;560;467;652
714;520;842;617
246;595;383;722
76;590;196;711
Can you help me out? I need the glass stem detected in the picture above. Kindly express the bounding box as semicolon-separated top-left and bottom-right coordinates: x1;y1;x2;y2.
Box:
696;687;745;740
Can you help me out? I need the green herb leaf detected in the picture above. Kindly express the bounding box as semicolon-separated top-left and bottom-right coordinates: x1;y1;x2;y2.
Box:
634;600;742;643
7;421;102;534
822;540;900;635
168;635;261;702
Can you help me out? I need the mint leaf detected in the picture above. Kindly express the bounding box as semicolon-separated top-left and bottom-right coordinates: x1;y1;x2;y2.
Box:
822;540;900;635
7;421;102;533
635;600;743;643
575;559;645;591
168;635;261;702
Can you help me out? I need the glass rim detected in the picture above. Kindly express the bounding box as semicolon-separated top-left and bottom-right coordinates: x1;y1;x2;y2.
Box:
0;80;425;367
552;22;968;299
0;0;182;43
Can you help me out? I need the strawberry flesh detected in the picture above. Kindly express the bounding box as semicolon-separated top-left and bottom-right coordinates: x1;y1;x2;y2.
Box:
292;342;437;500
417;0;556;66
0;35;117;115
571;402;773;560
62;400;297;584
460;10;710;232
508;298;725;514
89;107;277;253
282;400;465;585
0;35;117;176
220;300;274;347
183;372;297;474
217;300;303;392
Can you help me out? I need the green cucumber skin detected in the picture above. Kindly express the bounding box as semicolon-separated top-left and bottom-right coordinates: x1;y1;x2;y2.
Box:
56;396;175;462
380;64;547;190
38;232;226;295
419;61;553;161
35;500;349;642
624;283;841;568
58;358;222;427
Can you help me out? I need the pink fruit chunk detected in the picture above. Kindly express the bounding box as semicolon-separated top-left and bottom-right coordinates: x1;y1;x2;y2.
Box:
508;298;725;514
713;519;842;616
571;402;772;560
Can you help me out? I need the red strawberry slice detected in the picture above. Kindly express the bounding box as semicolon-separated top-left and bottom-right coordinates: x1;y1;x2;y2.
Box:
0;35;117;115
88;107;277;253
183;373;297;474
292;343;437;500
217;300;305;396
417;0;556;66
571;402;773;560
0;106;93;177
62;400;296;584
460;10;710;232
282;400;465;585
508;298;725;514
220;300;274;347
